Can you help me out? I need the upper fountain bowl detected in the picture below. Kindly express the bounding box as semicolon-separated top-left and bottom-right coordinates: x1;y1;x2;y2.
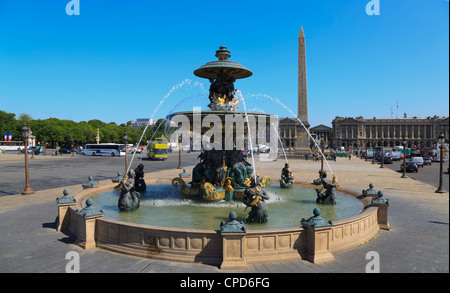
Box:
193;46;253;80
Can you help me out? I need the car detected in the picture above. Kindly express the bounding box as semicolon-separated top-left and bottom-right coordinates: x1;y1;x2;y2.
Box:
20;147;32;154
423;156;432;165
411;156;424;168
423;155;433;163
391;151;403;161
382;155;393;164
59;146;72;154
401;161;419;173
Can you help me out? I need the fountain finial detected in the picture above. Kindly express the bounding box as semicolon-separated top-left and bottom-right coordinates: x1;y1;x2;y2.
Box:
215;46;231;61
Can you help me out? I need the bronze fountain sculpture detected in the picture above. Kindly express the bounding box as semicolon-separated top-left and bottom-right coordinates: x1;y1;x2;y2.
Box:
170;46;273;203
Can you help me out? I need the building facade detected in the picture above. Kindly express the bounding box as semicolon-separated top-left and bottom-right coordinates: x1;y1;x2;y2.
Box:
310;124;332;147
332;115;449;148
130;118;154;130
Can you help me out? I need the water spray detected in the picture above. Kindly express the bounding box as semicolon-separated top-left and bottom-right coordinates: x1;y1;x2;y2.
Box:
271;122;288;164
248;93;335;178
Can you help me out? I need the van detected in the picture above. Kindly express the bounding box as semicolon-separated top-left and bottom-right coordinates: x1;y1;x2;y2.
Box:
411;156;424;168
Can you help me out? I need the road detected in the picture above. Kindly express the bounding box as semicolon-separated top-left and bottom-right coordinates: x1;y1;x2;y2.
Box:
377;158;449;193
2;151;448;196
0;151;201;197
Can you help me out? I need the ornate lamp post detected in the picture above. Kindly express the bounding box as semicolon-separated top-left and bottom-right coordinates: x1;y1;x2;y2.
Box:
436;133;446;193
372;139;376;164
365;141;368;161
177;137;183;170
320;140;325;174
71;138;75;157
380;140;385;168
124;131;128;177
21;123;35;195
401;138;407;178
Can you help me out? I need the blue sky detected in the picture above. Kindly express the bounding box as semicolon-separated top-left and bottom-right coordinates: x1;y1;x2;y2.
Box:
0;0;448;128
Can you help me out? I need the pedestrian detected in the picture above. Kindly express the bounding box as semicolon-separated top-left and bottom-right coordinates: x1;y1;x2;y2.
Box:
349;153;352;160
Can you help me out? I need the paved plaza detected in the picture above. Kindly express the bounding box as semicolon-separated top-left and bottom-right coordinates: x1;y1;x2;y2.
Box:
0;152;448;274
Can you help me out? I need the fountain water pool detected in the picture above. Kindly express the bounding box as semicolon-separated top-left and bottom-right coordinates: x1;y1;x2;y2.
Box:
90;183;363;230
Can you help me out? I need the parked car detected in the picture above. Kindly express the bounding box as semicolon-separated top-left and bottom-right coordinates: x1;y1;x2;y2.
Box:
423;156;432;165
401;161;419;173
411;156;424;168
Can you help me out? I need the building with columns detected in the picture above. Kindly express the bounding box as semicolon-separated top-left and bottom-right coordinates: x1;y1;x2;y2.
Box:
332;114;449;149
310;124;332;147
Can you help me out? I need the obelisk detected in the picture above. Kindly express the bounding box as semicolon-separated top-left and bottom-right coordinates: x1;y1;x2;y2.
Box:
296;26;311;153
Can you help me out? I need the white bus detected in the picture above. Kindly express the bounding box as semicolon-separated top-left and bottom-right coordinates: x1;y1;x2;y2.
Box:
83;144;125;157
0;141;25;151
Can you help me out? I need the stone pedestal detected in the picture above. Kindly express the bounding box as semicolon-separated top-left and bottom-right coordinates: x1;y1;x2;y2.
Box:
220;233;247;270
74;198;104;249
303;225;334;264
74;213;103;249
56;189;76;232
371;203;391;231
57;202;76;232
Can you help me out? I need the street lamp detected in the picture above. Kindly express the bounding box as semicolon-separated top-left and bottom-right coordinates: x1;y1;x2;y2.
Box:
124;131;128;177
380;141;385;168
365;141;368;161
21;123;34;195
436;133;446;193
177;137;183;169
71;138;75;157
372;140;376;164
401;138;407;178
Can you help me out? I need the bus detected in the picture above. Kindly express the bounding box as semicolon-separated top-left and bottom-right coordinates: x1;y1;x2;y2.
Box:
147;137;168;160
83;144;126;156
0;141;25;152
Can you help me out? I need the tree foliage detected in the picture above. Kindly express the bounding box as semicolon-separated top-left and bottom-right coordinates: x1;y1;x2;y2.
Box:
0;111;166;147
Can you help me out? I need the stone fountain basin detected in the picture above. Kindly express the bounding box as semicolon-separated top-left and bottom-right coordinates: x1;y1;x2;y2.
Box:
61;178;381;267
90;182;363;230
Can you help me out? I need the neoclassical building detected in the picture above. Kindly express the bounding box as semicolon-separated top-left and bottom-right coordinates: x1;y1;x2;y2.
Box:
332;115;449;148
310;124;332;147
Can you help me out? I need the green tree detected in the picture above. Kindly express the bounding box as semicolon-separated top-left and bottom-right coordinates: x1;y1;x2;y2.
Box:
18;113;32;121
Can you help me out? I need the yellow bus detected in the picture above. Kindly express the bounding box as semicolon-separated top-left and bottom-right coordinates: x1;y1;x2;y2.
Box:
147;137;168;160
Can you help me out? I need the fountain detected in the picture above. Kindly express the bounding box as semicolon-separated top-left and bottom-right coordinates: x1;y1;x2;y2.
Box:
168;46;275;202
58;45;386;268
